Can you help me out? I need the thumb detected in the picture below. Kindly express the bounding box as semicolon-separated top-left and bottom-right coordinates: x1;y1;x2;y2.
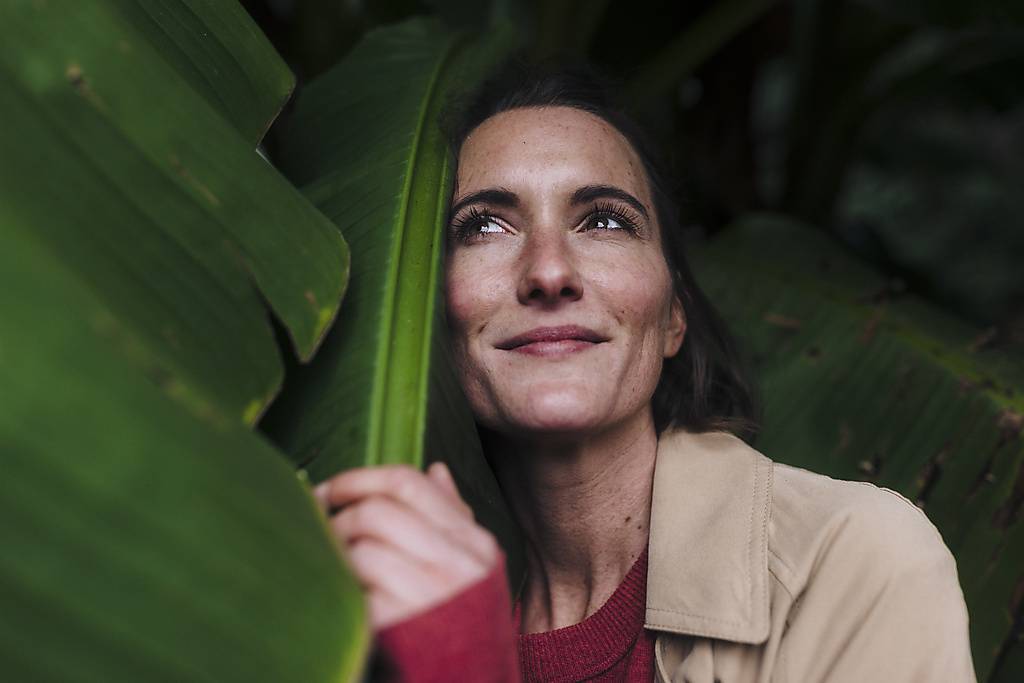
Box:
427;461;461;500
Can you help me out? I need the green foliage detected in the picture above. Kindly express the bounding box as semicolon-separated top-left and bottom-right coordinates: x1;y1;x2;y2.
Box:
0;1;364;680
775;1;1024;336
839;103;1024;326
0;236;365;682
0;1;350;423
108;0;295;145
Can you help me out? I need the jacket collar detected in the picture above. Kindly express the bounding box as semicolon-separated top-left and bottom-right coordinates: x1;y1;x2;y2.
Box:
645;428;773;645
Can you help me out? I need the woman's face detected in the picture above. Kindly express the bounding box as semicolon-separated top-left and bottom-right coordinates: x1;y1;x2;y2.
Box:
444;106;685;438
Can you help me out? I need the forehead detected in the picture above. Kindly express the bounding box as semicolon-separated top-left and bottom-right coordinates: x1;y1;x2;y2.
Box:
455;106;652;205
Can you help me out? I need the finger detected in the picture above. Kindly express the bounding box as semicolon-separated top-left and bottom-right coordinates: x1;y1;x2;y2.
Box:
330;496;485;572
347;539;489;632
422;463;500;562
345;538;445;605
366;587;410;632
316;465;475;527
362;573;461;632
311;479;331;511
427;461;461;501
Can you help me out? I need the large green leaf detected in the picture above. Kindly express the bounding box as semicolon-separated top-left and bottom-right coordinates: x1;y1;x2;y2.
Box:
1;1;367;680
0;1;349;424
0;233;366;683
108;0;295;144
695;215;1024;681
263;17;525;584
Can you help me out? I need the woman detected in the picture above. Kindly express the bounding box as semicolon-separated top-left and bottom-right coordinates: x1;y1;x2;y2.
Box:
314;64;975;682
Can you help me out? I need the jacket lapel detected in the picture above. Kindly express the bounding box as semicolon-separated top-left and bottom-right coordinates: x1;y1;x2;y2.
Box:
645;428;773;645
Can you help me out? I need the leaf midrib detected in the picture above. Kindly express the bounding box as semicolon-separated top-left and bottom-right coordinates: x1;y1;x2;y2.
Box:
369;35;462;466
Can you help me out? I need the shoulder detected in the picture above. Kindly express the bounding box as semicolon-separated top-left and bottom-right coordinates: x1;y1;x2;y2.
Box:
654;428;958;598
650;428;972;677
763;462;975;681
654;428;957;589
768;460;956;589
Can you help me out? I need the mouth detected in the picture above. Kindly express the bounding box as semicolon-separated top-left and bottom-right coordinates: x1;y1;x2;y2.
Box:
495;325;609;356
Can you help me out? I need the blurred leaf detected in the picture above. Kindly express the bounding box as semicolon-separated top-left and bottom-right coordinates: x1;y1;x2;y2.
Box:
852;0;1024;28
111;0;295;143
782;2;1024;225
838;103;1024;328
263;17;526;584
626;0;779;111
0;233;366;683
530;0;612;58
695;215;1024;681
991;628;1024;682
0;0;350;424
424;0;499;28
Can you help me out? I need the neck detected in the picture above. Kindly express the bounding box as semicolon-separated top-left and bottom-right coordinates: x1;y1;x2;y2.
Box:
487;411;658;633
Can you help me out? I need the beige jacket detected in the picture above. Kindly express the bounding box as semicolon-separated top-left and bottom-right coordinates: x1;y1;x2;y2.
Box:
646;429;976;683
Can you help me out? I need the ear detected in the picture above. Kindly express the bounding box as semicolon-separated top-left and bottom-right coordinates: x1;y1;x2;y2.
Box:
663;295;686;358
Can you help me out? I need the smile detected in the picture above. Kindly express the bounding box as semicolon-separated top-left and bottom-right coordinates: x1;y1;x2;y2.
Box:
495;325;609;356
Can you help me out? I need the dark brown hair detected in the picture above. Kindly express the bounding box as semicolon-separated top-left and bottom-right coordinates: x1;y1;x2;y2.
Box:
442;60;760;441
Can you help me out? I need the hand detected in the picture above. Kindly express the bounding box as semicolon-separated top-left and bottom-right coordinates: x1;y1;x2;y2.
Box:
314;462;502;631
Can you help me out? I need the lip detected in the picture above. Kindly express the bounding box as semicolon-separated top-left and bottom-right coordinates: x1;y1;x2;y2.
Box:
495;325;609;356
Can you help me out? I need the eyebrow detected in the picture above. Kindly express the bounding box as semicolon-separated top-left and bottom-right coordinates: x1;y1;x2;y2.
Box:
448;184;650;221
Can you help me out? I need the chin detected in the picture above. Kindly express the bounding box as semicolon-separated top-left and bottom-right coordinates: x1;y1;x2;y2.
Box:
498;386;614;437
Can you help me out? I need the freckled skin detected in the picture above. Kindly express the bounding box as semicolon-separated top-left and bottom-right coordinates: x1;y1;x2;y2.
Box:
444;106;686;438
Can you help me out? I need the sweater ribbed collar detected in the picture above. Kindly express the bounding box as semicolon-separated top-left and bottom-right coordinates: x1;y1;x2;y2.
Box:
514;544;649;682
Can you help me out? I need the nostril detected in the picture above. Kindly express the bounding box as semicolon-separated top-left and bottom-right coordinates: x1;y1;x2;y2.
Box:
518;253;584;304
526;284;581;302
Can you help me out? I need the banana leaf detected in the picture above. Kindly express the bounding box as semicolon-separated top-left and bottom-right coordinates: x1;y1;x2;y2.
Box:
107;0;295;144
1;1;366;680
263;17;525;585
0;1;349;425
0;233;366;683
694;215;1024;681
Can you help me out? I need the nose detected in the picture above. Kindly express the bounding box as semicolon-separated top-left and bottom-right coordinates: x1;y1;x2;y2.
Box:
516;231;583;306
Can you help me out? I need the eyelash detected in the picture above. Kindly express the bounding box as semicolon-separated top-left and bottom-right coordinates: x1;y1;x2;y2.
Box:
448;206;494;241
448;201;643;242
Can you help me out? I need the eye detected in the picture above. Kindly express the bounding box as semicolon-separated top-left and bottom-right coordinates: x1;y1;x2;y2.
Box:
580;201;643;235
476;217;505;233
590;214;624;231
449;206;509;242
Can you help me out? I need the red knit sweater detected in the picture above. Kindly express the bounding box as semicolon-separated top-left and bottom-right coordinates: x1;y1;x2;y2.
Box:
374;545;655;682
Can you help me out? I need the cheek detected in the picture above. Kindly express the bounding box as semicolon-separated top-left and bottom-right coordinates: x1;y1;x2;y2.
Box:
594;258;673;333
443;273;473;338
444;255;499;349
591;257;675;392
443;257;507;423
